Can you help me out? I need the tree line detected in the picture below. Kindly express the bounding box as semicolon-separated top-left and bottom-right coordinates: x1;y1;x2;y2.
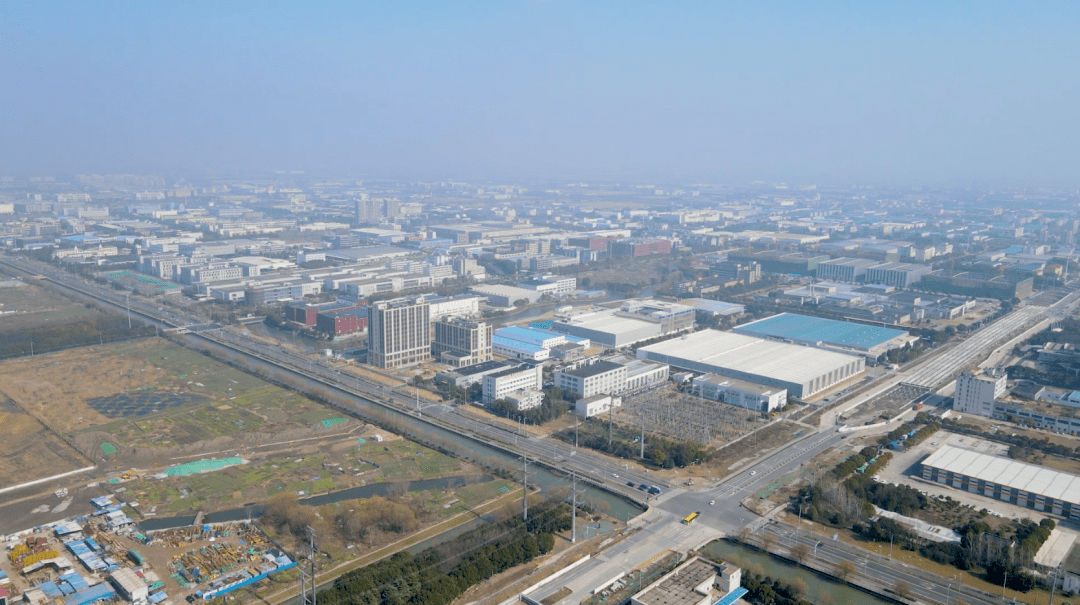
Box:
316;501;571;605
0;311;157;359
553;418;714;469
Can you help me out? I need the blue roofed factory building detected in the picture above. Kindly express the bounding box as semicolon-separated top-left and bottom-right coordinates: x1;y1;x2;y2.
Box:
733;312;911;357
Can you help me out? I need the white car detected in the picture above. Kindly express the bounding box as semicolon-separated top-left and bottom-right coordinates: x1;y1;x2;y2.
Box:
710;500;715;506
749;471;757;476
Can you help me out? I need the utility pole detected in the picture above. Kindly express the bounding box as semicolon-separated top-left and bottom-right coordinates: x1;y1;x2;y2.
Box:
522;454;528;521
126;294;131;329
640;411;645;460
571;471;578;543
307;526;317;605
574;414;579;450
607;401;613;446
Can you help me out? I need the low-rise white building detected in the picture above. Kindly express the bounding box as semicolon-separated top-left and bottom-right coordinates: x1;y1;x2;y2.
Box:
691;373;788;413
575;394;620;418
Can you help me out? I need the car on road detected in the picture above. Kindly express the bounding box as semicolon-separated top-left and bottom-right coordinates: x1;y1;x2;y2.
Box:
627;481;635;487
749;470;757;476
612;473;618;478
637;484;648;491
710;500;715;506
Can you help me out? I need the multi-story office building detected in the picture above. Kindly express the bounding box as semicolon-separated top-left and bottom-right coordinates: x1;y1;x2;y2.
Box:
716;260;761;284
482;364;543;406
555;360;627;399
368;298;431;369
953;369;1008;417
433;317;493;367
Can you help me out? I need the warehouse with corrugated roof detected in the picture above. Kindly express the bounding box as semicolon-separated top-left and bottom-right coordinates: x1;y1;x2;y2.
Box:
635;329;864;398
921;444;1080;520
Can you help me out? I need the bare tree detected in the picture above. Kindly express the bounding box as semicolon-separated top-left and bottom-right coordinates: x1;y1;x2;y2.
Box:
736;527;751;543
760;532;775;551
894;579;912;601
790;543;809;565
835;560;855;582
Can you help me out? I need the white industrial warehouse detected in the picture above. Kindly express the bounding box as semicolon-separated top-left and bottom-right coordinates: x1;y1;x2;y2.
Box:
921;444;1080;520
635;329;864;398
551;299;695;348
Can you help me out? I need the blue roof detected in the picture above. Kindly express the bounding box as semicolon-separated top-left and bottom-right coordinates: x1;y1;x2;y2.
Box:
496;325;564;342
64;582;116;605
735;312;906;349
714;587;748;605
1003;245;1024;254
492;335;546;353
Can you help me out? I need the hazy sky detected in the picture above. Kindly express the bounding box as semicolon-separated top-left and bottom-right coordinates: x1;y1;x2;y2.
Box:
2;1;1078;185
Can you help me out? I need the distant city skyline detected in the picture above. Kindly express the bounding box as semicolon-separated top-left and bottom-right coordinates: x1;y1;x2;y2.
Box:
2;1;1079;186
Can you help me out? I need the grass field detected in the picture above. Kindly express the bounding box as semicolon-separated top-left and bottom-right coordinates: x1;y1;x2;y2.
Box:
119;436;468;514
0;280;96;327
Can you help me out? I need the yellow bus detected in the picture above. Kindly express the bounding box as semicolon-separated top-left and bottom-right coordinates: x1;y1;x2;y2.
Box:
682;512;699;525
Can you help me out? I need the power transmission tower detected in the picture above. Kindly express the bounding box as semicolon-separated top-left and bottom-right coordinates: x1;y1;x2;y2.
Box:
570;471;585;543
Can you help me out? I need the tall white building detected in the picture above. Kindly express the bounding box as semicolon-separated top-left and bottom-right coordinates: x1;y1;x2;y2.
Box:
368;298;431;369
953;369;1008;417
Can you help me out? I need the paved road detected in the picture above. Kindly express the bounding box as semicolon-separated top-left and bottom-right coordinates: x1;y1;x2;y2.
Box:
755;521;1006;605
7;256;1077;604
904;305;1047;389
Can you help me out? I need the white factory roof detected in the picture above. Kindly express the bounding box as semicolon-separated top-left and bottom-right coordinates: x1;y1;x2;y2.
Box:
922;444;1080;505
637;329;859;385
560;312;657;333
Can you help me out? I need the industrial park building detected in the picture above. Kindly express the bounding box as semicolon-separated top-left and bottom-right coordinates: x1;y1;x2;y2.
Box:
555;360;627;399
482;364;544;410
432;317;493;367
551;299;695;348
636;329;864;398
921;445;1080;520
863;262;932;288
732;312;909;356
492;325;590;362
691;374;787;413
953;369;1008;417
815;257;884;282
367;298;431;369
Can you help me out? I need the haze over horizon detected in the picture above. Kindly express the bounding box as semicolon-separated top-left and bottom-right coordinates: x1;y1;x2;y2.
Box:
2;1;1078;187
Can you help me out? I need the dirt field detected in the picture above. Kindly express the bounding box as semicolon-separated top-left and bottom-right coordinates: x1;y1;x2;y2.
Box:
0;399;90;490
0;337;371;488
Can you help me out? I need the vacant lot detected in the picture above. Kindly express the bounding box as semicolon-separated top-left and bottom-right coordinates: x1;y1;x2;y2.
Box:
0;338;363;482
0;399;91;490
0;279;96;329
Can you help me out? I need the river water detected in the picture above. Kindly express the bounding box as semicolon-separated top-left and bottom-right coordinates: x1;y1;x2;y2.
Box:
702;540;895;605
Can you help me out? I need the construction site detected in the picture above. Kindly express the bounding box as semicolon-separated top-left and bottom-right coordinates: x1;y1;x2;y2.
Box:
0;494;295;605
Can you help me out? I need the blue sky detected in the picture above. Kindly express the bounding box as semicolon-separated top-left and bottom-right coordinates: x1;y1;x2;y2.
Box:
2;1;1078;185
